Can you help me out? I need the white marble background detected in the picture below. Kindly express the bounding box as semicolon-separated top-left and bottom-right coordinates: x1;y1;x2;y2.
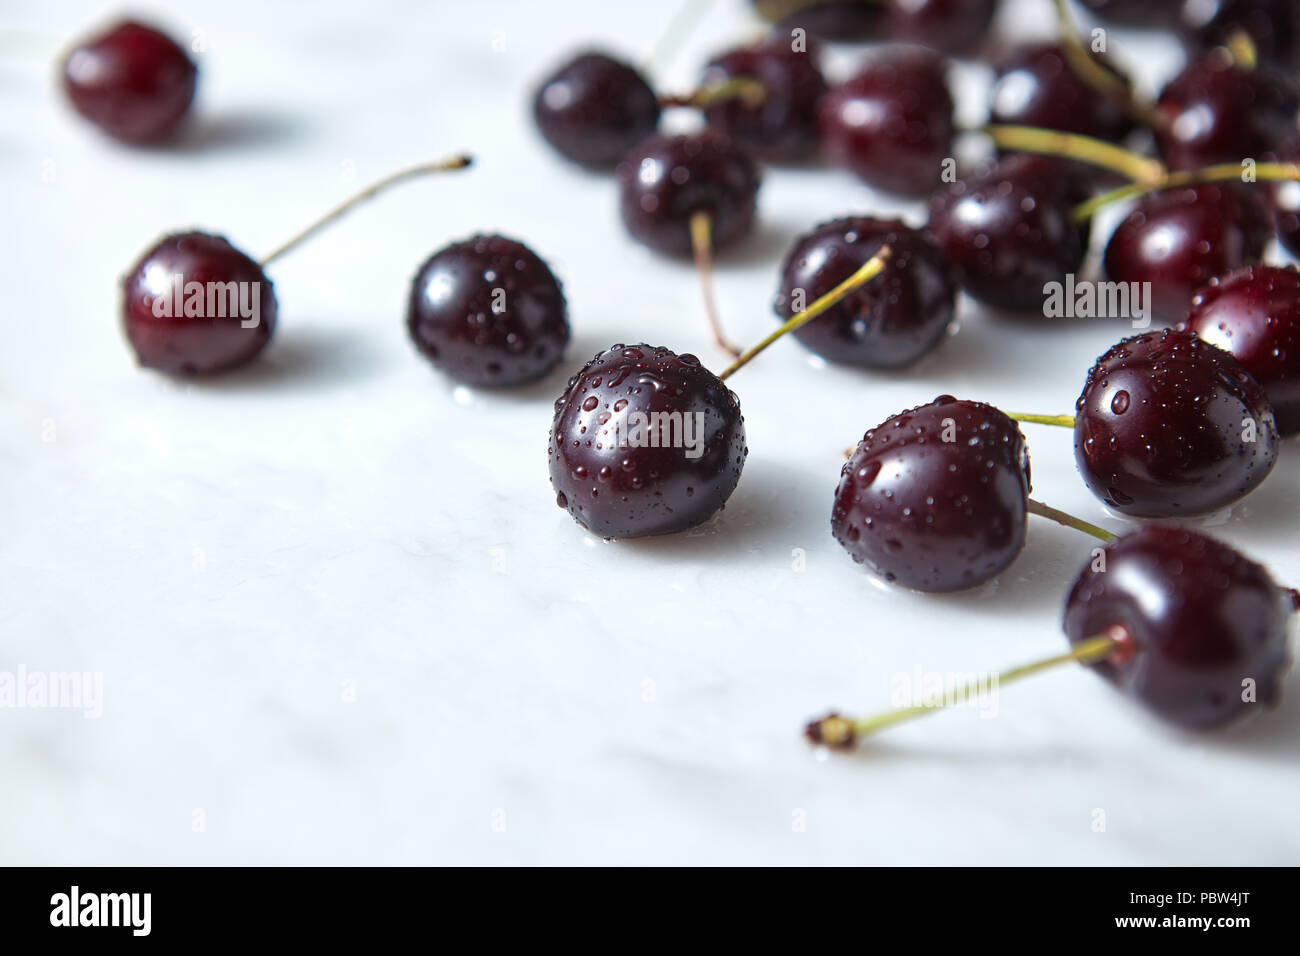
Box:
1;0;1297;864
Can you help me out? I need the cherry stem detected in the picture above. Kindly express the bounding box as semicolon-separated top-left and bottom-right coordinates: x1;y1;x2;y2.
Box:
1073;161;1300;222
644;0;717;77
717;247;891;381
660;76;767;110
808;630;1125;749
1225;29;1259;70
981;125;1165;184
1006;411;1076;428
1026;498;1117;543
1050;0;1165;131
259;153;473;268
690;211;742;357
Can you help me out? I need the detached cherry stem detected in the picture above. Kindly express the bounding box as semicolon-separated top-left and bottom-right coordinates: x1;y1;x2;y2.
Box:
1027;498;1118;543
718;247;891;381
259;153;473;268
806;627;1132;749
1050;0;1166;132
1073;161;1300;222
690;211;742;358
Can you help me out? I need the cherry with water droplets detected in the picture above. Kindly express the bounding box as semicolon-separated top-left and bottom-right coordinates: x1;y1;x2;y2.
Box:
927;154;1091;313
1074;328;1279;517
990;42;1134;145
818;45;955;198
1182;264;1300;436
61;19;197;143
617;131;761;257
773;216;956;368
1102;182;1271;325
407;235;569;387
832;396;1032;593
533;51;661;168
548;345;747;539
1065;525;1297;729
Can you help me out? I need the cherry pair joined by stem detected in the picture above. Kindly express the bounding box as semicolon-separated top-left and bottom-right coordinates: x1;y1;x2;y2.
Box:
808;525;1298;748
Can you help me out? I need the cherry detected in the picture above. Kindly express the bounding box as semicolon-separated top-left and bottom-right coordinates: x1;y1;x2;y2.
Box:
1065;525;1298;729
1073;0;1183;27
123;233;275;375
61;19;197;143
1153;53;1298;171
818;46;954;198
989;42;1133;146
548;345;747;539
927;154;1091;313
1269;136;1300;258
884;0;999;58
407;235;569;387
1182;264;1300;436
832;396;1032;593
617;131;761;258
753;0;884;41
533;51;661;168
1102;183;1271;325
1074;329;1279;516
773;216;956;368
699;34;827;162
1182;0;1300;71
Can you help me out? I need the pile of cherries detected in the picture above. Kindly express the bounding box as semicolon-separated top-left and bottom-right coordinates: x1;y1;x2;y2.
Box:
63;2;1300;747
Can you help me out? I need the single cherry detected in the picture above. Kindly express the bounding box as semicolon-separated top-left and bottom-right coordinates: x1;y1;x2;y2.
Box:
548;345;747;539
927;154;1091;313
407;235;569;387
1102;183;1271;325
884;0;998;58
818;45;954;198
990;42;1133;145
61;19;197;143
1154;53;1298;170
533;51;661;168
773;216;956;368
1074;329;1279;516
1182;264;1300;436
699;34;827;162
832;396;1032;592
1065;525;1297;729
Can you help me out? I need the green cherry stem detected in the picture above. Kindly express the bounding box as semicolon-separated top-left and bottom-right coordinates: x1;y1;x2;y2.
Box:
260;153;473;268
1027;498;1118;543
717;247;891;381
1005;411;1076;428
660;76;767;110
980;124;1165;184
1073;161;1300;222
806;629;1128;749
1050;0;1165;131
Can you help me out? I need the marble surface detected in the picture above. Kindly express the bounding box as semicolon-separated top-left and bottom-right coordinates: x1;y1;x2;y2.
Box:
2;0;1298;865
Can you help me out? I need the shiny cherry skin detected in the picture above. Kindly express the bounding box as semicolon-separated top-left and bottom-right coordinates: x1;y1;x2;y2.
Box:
1102;183;1271;325
927;155;1091;313
700;34;827;162
753;0;884;40
1065;526;1297;729
773;217;956;368
1183;0;1300;71
617;131;761;257
884;0;999;58
1154;53;1298;170
1074;329;1279;517
1270;136;1300;259
832;396;1031;593
407;235;569;388
548;345;747;539
1074;0;1183;27
818;46;954;198
1182;265;1300;436
61;20;197;143
121;232;276;375
533;51;660;168
990;42;1133;144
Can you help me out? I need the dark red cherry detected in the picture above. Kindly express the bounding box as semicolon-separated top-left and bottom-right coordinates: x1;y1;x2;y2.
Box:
1065;525;1297;729
1269;136;1300;259
700;34;827;162
617;131;761;257
533;51;660;168
1182;265;1300;436
990;42;1134;145
121;232;276;375
832;396;1031;593
885;0;998;58
1102;183;1271;325
773;216;956;368
1154;53;1298;170
1182;0;1300;71
818;46;954;198
927;154;1091;313
61;20;197;143
1074;329;1279;517
1074;0;1183;27
407;235;569;388
548;345;747;539
753;0;884;40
